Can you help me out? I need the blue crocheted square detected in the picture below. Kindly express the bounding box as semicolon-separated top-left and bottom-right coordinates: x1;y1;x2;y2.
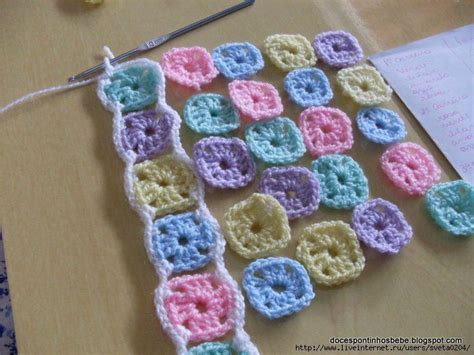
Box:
284;68;333;108
356;107;406;144
212;42;264;80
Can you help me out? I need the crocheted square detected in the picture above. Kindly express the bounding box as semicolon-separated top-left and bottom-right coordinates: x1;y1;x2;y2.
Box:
164;273;235;343
223;193;291;259
380;142;441;196
352;198;413;254
161;47;218;90
193;137;256;189
245;117;306;165
212;42;264;80
133;155;196;216
257;166;320;220
313;31;363;68
188;342;248;355
337;64;392;106
426;180;474;236
356;107;406;144
242;257;315;319
299;107;353;157
296;221;365;286
184;93;240;135
101;65;159;112
228;80;283;121
121;110;172;163
149;212;216;273
264;34;317;72
311;154;369;209
284;68;333;108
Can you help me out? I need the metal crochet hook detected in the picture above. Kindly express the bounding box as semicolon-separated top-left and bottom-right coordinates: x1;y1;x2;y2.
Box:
68;0;255;82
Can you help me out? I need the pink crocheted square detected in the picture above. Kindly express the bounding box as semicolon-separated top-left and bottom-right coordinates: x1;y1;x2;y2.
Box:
299;106;353;157
228;80;283;121
161;47;219;90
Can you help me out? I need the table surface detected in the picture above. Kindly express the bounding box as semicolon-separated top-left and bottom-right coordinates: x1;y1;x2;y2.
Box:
0;1;473;354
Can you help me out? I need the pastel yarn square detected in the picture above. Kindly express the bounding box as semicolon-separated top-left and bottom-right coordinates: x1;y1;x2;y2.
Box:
356;107;406;144
284;68;333;108
426;180;474;236
264;34;317;72
164;273;235;343
101;65;159;112
313;31;363;68
150;212;217;273
161;47;218;90
337;64;392;106
212;42;264;80
352;198;413;254
257;166;320;220
242;257;315;319
188;342;248;355
223;193;291;259
184;93;240;135
311;154;369;209
121;110;173;163
133;155;196;217
193;137;256;189
380;142;441;196
296;221;365;286
299;107;353;157
228;80;283;121
245;117;306;165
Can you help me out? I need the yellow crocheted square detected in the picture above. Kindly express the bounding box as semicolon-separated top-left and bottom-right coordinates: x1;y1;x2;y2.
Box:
134;155;197;217
264;34;317;72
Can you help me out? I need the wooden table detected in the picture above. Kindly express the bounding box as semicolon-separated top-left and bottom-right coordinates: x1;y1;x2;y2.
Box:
0;1;472;354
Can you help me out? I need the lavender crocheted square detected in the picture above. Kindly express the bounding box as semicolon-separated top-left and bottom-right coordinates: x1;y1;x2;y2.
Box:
313;31;363;68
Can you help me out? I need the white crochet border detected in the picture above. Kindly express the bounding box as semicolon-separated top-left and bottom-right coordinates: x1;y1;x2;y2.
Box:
96;58;258;355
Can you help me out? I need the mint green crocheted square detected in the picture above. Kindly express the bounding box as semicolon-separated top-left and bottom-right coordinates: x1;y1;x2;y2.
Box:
188;341;248;355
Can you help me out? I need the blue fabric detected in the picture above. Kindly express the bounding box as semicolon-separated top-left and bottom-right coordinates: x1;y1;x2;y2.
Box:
184;93;240;135
104;65;159;113
245;117;306;165
151;212;216;273
242;257;315;319
356;107;406;144
311;154;369;209
284;68;333;107
0;232;16;355
188;341;248;355
212;42;264;80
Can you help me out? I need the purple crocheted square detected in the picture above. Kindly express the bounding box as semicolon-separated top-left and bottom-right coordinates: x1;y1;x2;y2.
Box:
121;110;173;163
352;198;413;254
313;31;363;68
193;137;256;189
258;166;320;219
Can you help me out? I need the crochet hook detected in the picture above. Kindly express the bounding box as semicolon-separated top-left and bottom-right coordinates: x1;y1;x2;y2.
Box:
68;0;255;82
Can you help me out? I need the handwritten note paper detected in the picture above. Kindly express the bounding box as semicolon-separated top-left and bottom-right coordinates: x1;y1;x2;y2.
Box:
370;24;474;184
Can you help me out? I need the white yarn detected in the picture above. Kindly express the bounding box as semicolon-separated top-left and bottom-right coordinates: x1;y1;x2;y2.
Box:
97;58;259;355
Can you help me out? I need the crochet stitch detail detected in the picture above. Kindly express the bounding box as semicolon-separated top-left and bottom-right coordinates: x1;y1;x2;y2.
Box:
284;68;333;108
312;31;363;68
212;42;264;80
122;110;173;163
161;47;219;90
228;80;283;121
264;34;317;71
242;257;315;319
311;154;369;209
257;166;320;220
150;212;217;273
356;107;406;144
134;155;196;217
101;65;159;112
380;142;441;196
337;64;392;106
193;137;256;189
245;117;306;165
223;193;291;259
184;93;240;135
352;198;413;254
296;221;365;286
164;273;235;343
426;180;474;236
299;107;353;157
188;342;248;355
